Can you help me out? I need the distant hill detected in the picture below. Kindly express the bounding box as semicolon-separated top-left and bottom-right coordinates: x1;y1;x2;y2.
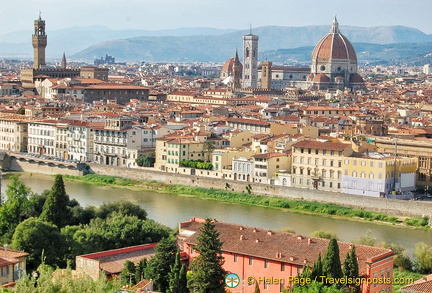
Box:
71;25;432;64
0;26;237;59
2;25;432;65
261;42;432;66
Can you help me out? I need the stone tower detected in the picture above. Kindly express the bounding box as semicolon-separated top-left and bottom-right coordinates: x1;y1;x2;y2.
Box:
261;61;272;90
232;49;242;90
242;29;258;88
61;52;67;69
32;13;47;69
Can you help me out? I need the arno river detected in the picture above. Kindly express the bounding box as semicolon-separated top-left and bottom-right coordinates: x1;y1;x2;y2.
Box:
3;173;432;255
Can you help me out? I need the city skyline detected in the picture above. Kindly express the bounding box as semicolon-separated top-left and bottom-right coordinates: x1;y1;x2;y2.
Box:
1;0;432;35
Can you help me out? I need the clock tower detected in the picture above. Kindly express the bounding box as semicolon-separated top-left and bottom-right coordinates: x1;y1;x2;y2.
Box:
32;13;47;69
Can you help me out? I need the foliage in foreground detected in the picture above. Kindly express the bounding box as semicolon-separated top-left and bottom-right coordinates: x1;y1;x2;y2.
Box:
12;264;121;293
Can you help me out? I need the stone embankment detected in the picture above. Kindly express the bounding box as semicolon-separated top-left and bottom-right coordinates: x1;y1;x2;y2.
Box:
7;157;432;218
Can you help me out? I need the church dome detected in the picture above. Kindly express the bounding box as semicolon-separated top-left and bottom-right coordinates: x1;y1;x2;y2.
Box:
222;58;235;73
312;17;357;62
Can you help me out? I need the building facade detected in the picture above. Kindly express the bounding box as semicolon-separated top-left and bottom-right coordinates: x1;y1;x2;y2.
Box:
179;218;394;293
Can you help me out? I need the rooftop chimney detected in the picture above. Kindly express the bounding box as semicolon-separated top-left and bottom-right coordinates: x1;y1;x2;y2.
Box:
308;238;312;244
267;230;273;235
253;228;257;233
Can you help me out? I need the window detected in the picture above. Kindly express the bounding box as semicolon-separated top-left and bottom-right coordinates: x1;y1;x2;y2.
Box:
281;263;285;271
249;256;253;265
264;259;269;268
234;253;238;263
1;266;8;276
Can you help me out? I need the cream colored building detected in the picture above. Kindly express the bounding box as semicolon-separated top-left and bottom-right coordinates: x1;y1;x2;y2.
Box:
253;152;291;184
291;140;353;191
0;117;28;152
341;152;417;197
28;120;57;156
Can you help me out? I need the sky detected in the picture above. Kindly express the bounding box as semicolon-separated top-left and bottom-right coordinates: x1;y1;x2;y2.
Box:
1;0;432;34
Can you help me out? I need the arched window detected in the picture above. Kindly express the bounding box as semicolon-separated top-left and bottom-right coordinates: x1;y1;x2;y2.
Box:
369;172;374;179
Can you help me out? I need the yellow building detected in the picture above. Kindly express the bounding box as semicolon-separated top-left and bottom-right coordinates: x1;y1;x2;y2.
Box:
155;136;205;173
342;153;417;197
0;246;28;285
291;140;353;192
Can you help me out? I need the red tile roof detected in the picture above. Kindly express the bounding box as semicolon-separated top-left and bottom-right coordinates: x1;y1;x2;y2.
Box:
181;220;393;275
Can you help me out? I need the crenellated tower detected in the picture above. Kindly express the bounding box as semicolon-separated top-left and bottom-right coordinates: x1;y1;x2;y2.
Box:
32;13;47;69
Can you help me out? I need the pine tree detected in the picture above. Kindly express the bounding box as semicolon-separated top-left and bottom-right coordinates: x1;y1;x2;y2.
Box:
39;175;71;228
343;246;360;293
187;218;226;293
146;237;176;292
311;253;323;280
322;238;343;281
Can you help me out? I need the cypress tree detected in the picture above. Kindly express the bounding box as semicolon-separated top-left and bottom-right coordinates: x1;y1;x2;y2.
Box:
146;237;176;292
322;238;343;281
40;175;71;228
187;218;226;293
168;251;188;293
343;245;360;293
135;258;147;283
311;253;323;280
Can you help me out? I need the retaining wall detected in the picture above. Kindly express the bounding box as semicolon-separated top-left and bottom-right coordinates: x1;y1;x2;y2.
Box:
7;158;432;218
87;164;432;218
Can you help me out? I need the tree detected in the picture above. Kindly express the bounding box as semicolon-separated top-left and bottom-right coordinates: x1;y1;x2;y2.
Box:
135;258;147;283
0;175;32;241
311;253;323;280
11;218;65;270
353;229;376;247
311;230;338;240
322;238;343;281
168;251;188;293
146;237;177;292
120;260;136;286
414;242;432;274
136;152;156;167
40;175;72;228
94;201;147;220
187;218;226;293
343;245;360;293
15;264;121;293
202;140;215;162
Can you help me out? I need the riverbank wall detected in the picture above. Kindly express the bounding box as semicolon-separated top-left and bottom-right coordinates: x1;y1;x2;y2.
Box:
87;164;432;218
9;158;84;176
7;158;432;218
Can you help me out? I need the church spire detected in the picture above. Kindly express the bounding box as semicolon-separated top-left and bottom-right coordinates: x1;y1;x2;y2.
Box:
61;52;67;69
331;15;340;33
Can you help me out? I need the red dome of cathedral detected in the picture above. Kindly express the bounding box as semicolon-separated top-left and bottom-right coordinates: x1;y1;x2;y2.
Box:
222;58;235;72
311;17;357;62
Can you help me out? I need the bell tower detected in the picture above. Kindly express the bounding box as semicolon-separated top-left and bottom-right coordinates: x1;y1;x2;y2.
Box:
32;13;47;69
242;27;259;88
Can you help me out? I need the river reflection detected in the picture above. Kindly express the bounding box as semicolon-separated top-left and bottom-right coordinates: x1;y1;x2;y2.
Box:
3;172;431;255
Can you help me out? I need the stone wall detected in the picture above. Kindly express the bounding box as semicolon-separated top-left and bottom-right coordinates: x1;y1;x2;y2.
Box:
7;157;431;218
88;164;432;218
9;159;83;177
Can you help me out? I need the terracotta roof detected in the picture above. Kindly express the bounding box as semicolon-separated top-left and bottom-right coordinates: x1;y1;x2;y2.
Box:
400;274;432;293
78;243;157;275
312;19;357;61
292;140;350;151
181;220;393;275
